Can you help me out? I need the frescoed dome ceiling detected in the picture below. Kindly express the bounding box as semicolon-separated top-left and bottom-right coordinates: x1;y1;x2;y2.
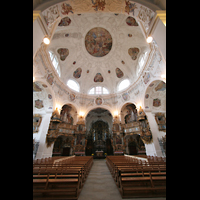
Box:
46;12;150;94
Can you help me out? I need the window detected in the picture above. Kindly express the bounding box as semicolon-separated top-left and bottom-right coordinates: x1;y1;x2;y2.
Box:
67;79;80;92
118;79;130;91
48;51;61;77
88;86;109;95
137;51;148;75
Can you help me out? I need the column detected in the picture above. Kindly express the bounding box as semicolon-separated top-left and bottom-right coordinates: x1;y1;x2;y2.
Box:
33;10;48;58
35;112;52;159
148;10;166;61
145;112;163;157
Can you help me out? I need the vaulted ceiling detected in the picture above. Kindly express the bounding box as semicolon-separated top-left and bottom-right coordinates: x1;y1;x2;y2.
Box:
47;12;149;94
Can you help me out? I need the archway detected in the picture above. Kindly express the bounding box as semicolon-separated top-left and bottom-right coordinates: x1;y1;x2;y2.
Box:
127;134;146;155
52;135;72;156
85;108;113;157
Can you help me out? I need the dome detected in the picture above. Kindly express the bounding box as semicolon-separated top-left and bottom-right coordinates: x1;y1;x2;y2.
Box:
44;12;150;95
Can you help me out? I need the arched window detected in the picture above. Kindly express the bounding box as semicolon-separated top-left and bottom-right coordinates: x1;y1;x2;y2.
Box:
88;86;109;95
49;51;61;77
118;79;130;91
137;51;148;75
67;79;80;92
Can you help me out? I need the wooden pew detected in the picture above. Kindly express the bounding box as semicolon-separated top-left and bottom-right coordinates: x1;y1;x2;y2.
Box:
106;155;166;198
33;156;93;199
119;169;166;198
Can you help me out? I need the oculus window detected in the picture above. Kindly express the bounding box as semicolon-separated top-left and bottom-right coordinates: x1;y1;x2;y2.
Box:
67;79;80;92
118;79;130;91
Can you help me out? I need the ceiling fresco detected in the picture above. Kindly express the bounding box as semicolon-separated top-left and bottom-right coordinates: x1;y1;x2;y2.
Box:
85;27;112;57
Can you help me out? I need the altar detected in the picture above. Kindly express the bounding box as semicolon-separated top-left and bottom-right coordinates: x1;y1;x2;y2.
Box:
96;150;103;157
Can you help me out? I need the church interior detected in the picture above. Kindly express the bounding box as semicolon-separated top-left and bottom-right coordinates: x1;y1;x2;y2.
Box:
33;0;166;199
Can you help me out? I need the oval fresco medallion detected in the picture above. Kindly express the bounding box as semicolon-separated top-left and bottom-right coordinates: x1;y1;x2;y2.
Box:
126;16;139;26
128;48;140;60
57;48;69;61
116;68;124;78
69;93;76;101
73;68;82;78
58;17;71;26
94;73;104;82
85;27;112;57
122;93;130;101
95;97;103;105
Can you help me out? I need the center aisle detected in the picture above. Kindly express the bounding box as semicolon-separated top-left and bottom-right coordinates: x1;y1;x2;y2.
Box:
78;159;166;200
78;159;122;200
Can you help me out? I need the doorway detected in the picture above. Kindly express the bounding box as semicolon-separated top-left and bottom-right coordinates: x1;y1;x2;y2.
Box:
62;147;70;156
128;141;138;155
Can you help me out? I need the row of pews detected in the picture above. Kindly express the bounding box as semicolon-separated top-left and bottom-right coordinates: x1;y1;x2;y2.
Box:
106;155;166;198
33;156;93;199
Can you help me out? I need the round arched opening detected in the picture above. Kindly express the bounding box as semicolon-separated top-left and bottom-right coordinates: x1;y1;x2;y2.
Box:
85;108;113;157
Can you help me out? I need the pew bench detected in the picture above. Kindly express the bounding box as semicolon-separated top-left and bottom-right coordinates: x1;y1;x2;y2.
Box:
119;172;166;198
33;174;80;199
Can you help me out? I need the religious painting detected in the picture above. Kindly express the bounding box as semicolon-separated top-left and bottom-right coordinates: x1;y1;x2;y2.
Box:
122;92;130;101
73;68;82;79
155;113;166;132
128;34;132;37
58;17;71;26
60;104;73;124
61;3;73;15
85;27;112;57
125;0;137;15
116;135;122;144
145;94;149;99
95;97;103;105
126;16;138;26
116;68;124;78
69;93;76;101
57;48;69;61
155;81;166;91
48;94;52;99
124;104;137;123
153;98;161;107
33;114;42;133
35;99;44;109
33;82;42;92
128;48;140;60
94;73;104;82
91;0;106;11
47;73;54;85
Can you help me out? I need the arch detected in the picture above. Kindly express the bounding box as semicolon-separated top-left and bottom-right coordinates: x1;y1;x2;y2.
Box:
143;78;166;111
84;105;114;119
33;78;55;113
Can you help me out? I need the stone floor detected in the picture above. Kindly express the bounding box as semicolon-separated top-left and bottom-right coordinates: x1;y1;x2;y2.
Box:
78;159;166;200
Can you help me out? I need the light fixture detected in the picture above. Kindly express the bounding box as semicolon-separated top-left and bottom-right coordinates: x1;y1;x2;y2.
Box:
33;77;35;81
56;104;61;111
43;36;50;45
146;36;153;43
114;111;118;117
136;103;142;110
79;111;84;117
161;74;166;79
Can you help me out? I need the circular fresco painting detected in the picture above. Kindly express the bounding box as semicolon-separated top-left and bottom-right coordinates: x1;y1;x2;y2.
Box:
85;27;112;57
